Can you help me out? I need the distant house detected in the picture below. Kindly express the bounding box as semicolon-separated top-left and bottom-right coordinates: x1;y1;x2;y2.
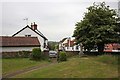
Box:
12;22;48;51
0;36;40;52
104;43;120;52
59;37;80;51
59;37;120;52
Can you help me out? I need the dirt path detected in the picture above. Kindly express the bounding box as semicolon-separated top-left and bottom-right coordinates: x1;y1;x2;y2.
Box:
3;58;57;78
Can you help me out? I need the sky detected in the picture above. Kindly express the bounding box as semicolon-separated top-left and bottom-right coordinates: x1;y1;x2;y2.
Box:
1;0;119;41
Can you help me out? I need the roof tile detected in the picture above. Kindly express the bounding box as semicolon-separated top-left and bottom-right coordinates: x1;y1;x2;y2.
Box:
0;36;40;47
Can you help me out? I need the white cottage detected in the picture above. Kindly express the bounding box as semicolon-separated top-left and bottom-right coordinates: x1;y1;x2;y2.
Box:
12;22;48;51
0;36;40;52
59;37;80;51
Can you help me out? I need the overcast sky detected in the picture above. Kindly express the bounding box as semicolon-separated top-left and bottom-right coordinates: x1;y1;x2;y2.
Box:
1;0;119;41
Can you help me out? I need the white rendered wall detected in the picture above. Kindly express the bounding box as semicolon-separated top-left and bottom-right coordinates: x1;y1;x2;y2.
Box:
64;45;80;51
13;27;45;51
1;47;39;52
62;39;68;44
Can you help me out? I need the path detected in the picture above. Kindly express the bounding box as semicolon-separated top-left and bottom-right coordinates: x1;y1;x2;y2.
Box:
3;58;57;78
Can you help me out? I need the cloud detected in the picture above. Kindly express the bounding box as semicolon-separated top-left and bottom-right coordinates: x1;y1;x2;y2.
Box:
2;1;118;41
1;0;118;2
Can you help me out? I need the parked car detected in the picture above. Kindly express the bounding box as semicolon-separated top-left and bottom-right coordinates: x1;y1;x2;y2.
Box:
49;51;57;58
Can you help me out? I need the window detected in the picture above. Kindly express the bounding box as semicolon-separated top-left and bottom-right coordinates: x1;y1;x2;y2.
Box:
72;47;74;50
67;47;69;49
76;45;79;50
28;35;31;37
25;35;31;37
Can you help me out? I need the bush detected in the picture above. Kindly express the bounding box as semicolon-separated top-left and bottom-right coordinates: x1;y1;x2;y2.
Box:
30;48;42;60
58;51;67;62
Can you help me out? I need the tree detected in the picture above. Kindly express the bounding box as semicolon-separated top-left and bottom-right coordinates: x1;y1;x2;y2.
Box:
48;41;59;50
73;2;120;53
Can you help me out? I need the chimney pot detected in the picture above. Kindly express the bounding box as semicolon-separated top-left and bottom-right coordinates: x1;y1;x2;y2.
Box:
32;22;37;30
31;23;33;29
34;22;35;25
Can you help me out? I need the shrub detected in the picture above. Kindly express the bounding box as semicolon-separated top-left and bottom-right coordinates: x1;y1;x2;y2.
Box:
30;48;42;60
58;51;67;62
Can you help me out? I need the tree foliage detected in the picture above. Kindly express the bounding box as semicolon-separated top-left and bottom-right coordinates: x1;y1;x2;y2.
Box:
48;41;59;50
73;2;120;53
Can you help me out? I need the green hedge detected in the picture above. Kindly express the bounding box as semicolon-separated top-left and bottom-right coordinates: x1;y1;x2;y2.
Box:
58;51;67;62
30;48;43;60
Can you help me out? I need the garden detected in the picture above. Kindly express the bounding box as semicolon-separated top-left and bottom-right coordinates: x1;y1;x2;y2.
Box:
2;51;119;78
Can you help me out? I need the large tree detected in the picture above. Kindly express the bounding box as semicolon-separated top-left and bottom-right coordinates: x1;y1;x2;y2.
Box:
73;2;120;53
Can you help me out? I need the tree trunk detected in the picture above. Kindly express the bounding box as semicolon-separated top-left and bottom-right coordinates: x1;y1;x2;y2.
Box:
97;43;104;54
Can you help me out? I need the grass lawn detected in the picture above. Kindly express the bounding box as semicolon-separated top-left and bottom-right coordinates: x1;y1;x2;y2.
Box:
0;58;2;78
13;55;118;78
2;58;50;75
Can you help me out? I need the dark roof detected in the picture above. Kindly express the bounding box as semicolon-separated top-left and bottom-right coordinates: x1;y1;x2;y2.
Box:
60;38;67;43
0;36;40;47
12;25;48;40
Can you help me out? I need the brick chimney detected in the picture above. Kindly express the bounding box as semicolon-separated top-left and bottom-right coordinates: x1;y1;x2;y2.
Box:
31;22;37;30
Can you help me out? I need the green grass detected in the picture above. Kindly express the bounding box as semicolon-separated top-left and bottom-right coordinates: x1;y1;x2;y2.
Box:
0;58;2;78
2;58;50;75
96;55;118;65
14;55;118;78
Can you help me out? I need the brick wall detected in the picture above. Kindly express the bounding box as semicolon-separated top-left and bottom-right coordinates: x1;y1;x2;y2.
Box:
2;51;31;58
2;51;49;58
2;51;119;58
